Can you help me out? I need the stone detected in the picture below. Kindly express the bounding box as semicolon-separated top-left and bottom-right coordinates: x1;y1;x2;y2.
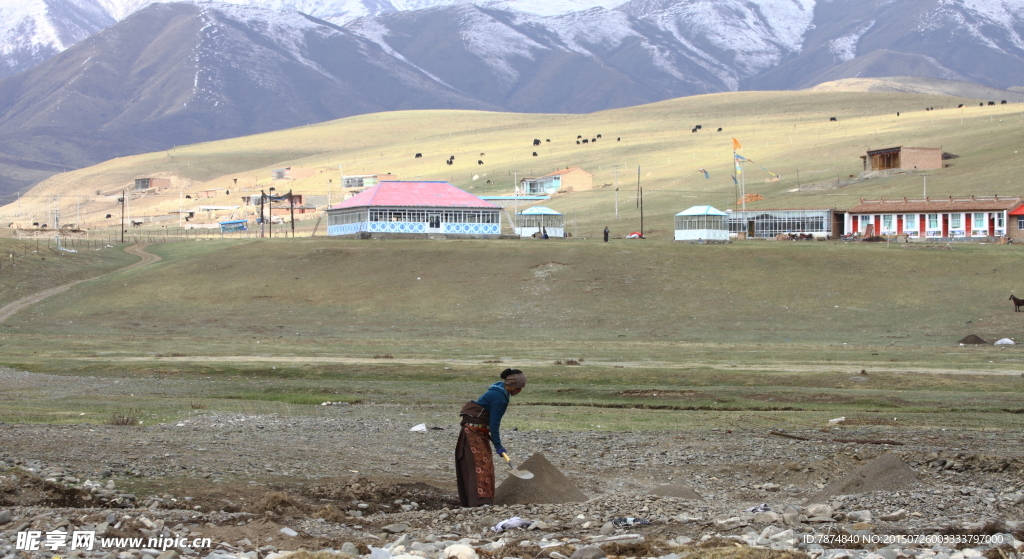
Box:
879;509;907;522
846;510;872;523
597;535;643;545
782;511;799;527
599;522;614;536
157;551;179;559
1013;494;1024;505
569;546;606;559
443;545;478;559
341;543;360;555
753;512;781;524
876;549;897;559
806;504;833;518
769;529;796;544
528;521;551;531
279;528;298;537
0;510;11;525
714;517;743;530
383;524;409;534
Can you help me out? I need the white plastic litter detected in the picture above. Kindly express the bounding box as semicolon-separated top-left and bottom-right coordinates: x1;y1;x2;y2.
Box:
995;338;1015;345
492;516;531;532
279;527;298;537
744;503;772;513
410;423;427;432
828;417;846;424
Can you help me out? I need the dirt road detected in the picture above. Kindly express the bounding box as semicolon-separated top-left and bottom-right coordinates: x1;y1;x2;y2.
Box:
0;243;160;324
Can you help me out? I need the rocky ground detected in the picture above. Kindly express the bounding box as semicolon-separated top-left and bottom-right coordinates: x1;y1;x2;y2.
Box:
1;369;1023;559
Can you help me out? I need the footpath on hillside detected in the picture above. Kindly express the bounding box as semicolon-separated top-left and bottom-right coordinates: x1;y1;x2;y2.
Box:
0;243;160;323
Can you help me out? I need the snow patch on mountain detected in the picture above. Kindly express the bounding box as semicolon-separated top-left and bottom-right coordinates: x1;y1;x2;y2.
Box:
828;20;874;63
456;5;546;83
346;16;458;89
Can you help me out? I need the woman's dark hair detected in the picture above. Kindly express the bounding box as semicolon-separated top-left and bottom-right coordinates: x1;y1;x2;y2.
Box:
500;368;523;379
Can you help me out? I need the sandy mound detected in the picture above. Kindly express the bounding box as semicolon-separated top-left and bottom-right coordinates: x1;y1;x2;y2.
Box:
648;484;702;500
494;452;588;505
805;453;918;504
959;334;988;344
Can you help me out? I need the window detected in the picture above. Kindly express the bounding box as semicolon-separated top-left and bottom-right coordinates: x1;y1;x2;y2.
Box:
928;214;939;229
882;214;893;231
951;213;961;229
904;214;916;230
997;213;1005;228
974;213;986;229
1018;217;1024;230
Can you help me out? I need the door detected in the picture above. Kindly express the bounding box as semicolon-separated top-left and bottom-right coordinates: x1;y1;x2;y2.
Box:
896;215;903;234
942;214;949;238
747;220;755;237
428;213;441;230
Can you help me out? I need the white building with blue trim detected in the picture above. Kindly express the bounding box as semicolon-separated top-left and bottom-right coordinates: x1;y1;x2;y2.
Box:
515;206;564;237
326;181;502;237
674;205;729;241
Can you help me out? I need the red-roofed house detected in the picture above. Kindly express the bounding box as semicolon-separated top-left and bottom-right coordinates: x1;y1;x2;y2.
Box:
846;196;1023;240
326;181;502;237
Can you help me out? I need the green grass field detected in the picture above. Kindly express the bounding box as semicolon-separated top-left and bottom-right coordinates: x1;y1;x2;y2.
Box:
5;90;1024;239
1;239;1022;431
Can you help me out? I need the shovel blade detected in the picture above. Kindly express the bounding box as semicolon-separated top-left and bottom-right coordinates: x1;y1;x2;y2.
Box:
510;469;534;479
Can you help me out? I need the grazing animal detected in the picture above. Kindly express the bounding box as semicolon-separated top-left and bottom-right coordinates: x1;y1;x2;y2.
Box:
582;139;588;143
533;139;541;146
596;134;602;138
105;214;112;218
980;102;984;106
1011;295;1024;312
415;153;422;158
486;179;492;184
480;152;485;156
546;139;550;142
478;160;484;165
691;128;697;133
896;112;900;116
958;104;963;108
577;135;582;139
617;137;620;141
576;140;581;144
989;101;995;105
717;127;722;132
450;155;455;159
695;125;701;130
829;117;838;122
1002;100;1008;104
591;138;596;142
532;152;538;156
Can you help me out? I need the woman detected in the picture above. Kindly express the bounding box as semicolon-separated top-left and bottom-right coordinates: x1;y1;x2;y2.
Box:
455;368;526;507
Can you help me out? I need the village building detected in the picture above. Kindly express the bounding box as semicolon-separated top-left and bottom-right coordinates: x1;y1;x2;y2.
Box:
326;181;501;237
520;167;592;195
727;209;840;239
846;196;1023;240
342;173;397;189
134;178;171;191
272;167;317;180
515;206;564;238
860;146;942;172
675;206;729;241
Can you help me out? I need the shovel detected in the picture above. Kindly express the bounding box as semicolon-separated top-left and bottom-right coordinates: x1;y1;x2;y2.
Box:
500;452;534;479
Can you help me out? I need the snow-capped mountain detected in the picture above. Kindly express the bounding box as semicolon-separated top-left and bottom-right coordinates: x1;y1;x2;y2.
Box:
4;0;1024;194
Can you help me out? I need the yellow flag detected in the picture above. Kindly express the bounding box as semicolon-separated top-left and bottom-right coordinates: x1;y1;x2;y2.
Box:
732;137;742;150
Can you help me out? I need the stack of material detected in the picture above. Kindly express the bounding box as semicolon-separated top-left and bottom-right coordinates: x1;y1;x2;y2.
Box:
494;453;588;505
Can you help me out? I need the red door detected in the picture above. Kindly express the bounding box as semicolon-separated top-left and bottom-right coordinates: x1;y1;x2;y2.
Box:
851;215;859;233
920;215;926;235
897;215;903;234
965;213;972;234
942;214;949;238
989;214;996;236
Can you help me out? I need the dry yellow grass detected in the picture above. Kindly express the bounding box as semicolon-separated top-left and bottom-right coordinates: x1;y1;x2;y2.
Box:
4;90;1024;238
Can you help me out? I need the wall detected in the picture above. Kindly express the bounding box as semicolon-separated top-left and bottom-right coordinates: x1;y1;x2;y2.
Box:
900;148;942;171
558;169;592;191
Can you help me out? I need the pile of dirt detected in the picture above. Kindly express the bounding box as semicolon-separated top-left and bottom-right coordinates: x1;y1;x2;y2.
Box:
303;478;457;512
251;491;308;516
805;453;919;504
648;484;702;500
0;474;90;507
959;334;988;344
494;452;588;505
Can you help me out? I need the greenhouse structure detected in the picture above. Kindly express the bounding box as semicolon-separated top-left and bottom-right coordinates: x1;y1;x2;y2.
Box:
515;206;564;237
674;205;729;241
727;209;837;239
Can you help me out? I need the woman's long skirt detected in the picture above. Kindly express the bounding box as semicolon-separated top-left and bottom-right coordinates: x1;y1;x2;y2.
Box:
455;425;495;507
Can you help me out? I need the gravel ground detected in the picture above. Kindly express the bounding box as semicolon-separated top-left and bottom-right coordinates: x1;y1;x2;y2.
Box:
1;369;1023;559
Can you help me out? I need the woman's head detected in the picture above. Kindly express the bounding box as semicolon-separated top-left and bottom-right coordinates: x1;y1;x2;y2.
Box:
501;368;526;395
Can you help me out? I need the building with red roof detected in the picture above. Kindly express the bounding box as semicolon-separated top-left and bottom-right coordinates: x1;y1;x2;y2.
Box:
846;196;1023;240
326;181;502;237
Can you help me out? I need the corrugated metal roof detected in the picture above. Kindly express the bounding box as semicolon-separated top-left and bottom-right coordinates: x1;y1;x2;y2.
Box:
676;205;727;216
848;197;1022;214
328;181;499;210
518;206;562;215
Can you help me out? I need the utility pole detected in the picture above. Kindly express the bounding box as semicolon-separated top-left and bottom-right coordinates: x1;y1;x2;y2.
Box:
120;190;125;243
511;170;521;234
289;190;295;238
612;164;621;220
922;174;929;198
259;190;265;238
637;166;644;237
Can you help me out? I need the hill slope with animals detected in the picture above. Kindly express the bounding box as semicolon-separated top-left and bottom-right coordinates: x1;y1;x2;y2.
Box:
4;89;1024;237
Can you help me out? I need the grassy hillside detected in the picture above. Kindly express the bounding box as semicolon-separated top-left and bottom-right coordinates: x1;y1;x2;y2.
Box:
4;90;1024;240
